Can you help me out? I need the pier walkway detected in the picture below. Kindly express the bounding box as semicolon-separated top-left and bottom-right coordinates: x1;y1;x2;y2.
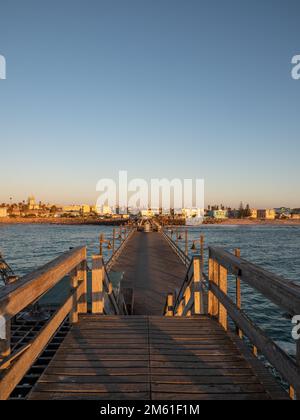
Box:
110;232;187;315
28;316;280;400
1;225;299;400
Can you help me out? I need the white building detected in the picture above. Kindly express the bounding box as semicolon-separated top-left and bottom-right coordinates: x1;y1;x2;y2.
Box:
0;208;8;218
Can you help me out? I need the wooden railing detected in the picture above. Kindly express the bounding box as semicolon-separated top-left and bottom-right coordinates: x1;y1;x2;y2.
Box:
161;229;191;267
208;247;300;399
164;240;300;400
0;246;88;400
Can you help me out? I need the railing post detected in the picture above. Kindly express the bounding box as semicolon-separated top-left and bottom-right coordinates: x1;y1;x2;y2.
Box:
208;252;219;317
112;228;116;255
0;318;11;361
295;340;300;400
99;234;104;256
92;255;104;314
193;255;203;315
166;293;174;317
219;265;228;331
69;268;79;324
235;248;243;338
77;250;88;314
185;230;188;259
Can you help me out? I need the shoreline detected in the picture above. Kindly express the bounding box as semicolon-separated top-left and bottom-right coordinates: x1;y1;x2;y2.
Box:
0;217;300;227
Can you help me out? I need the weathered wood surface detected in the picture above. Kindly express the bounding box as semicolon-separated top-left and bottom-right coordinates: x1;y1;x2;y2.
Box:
110;232;187;315
28;316;287;400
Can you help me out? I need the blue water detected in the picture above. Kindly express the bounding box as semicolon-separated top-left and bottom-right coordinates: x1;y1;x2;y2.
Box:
0;224;299;352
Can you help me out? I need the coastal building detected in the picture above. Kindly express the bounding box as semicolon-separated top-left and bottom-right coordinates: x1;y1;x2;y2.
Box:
62;205;82;213
102;205;112;216
27;196;39;211
141;209;154;218
250;209;258;219
291;209;300;220
81;205;91;215
257;209;276;220
207;209;229;219
0;207;8;218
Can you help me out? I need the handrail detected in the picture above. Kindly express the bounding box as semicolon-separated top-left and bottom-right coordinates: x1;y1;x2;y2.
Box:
0;246;87;319
209;247;300;316
106;228;136;272
161;229;191;267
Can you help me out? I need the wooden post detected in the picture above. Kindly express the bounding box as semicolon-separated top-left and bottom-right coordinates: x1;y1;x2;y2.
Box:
185;230;188;258
69;268;78;324
200;235;204;277
235;248;243;338
92;255;104;314
166;293;174;317
99;234;104;256
219;265;228;331
294;340;300;400
77;252;88;314
112;228;116;255
193;256;202;315
0;318;11;360
208;256;219;317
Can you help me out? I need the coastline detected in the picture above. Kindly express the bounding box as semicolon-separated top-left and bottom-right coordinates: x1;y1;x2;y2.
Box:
0;217;300;226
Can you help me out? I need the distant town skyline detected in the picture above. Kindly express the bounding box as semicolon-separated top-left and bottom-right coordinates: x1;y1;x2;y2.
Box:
1;1;300;208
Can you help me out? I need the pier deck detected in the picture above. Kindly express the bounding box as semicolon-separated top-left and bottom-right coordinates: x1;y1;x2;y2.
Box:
110;232;187;315
28;315;283;400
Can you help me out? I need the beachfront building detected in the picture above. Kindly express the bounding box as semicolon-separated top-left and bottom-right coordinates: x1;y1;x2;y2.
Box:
250;209;258;219
27;196;39;210
81;205;91;215
207;209;229;219
141;209;154;218
0;207;8;218
257;209;276;220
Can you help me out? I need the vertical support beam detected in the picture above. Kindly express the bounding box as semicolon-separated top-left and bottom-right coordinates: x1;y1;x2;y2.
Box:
166;293;174;317
193;255;202;315
235;248;243;338
208;255;219;317
0;318;11;360
185;230;188;258
77;250;88;314
99;234;104;256
112;228;116;255
294;340;300;400
69;268;78;324
200;235;204;278
92;255;104;314
219;265;228;331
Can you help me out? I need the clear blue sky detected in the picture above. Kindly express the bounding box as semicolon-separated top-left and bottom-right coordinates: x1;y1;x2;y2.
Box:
0;0;299;207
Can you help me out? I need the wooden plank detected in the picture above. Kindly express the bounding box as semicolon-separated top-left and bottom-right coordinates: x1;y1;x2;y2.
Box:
30;392;150;400
218;265;228;330
0;247;86;319
151;392;269;400
209;247;300;316
0;282;84;400
152;383;266;394
91;256;104;314
208;259;219;317
33;383;150;393
77;260;88;313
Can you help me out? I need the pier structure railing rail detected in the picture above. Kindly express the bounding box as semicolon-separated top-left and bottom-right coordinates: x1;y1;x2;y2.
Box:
163;233;300;400
0;246;88;400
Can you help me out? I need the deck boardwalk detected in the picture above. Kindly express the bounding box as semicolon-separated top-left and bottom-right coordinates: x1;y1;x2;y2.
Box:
110;231;187;315
28;316;286;400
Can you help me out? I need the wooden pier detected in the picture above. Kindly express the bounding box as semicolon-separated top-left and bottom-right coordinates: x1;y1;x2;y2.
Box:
0;224;299;400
